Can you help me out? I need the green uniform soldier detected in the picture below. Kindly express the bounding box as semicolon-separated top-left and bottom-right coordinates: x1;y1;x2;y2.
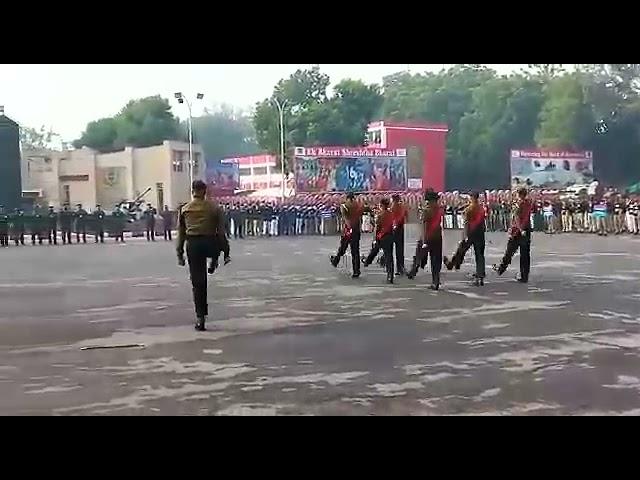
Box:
29;207;46;245
144;204;157;242
176;180;225;332
47;206;58;245
75;204;88;243
92;205;106;243
0;206;9;247
110;206;126;243
59;204;73;244
10;208;25;246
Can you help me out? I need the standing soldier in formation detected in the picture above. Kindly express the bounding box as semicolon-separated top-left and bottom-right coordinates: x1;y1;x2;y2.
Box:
31;206;46;245
93;204;106;243
330;193;366;278
230;204;241;239
391;194;408;276
0;206;9;247
161;205;173;241
75;203;88;244
144;204;156;242
407;191;443;290
111;206;126;243
47;206;58;245
494;187;533;283
443;191;486;286
11;208;25;246
59;204;73;245
176;180;225;332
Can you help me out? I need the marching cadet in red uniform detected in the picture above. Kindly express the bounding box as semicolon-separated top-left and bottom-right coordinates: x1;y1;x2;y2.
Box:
407;190;443;290
331;192;365;278
443;191;486;286
494;187;533;283
362;197;396;283
391;194;409;275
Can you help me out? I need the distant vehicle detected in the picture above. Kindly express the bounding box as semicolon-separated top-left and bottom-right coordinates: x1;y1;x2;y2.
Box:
105;187;166;237
111;187;153;219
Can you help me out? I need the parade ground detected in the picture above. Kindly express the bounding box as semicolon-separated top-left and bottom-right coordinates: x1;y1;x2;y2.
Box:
2;227;640;415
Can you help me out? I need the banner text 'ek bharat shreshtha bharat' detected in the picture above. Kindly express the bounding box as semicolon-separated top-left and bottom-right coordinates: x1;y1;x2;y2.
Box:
294;147;408;193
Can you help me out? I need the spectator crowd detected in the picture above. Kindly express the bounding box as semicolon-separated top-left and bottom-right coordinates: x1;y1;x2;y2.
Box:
213;188;640;238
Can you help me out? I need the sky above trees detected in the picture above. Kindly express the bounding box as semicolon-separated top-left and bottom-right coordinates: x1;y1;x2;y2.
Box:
0;64;528;142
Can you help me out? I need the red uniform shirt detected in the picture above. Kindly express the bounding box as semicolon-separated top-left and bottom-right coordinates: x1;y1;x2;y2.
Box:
376;210;394;241
466;203;486;233
391;203;408;228
516;198;533;232
423;206;443;240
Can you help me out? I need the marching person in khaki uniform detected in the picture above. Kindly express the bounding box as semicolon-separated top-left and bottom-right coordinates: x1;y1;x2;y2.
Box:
176;180;225;331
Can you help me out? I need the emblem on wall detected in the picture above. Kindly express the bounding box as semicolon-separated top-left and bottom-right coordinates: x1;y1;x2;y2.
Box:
104;168;119;188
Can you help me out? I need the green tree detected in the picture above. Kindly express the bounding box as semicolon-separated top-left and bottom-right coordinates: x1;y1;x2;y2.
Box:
579;64;640;184
535;74;593;149
73;118;118;151
74;96;181;151
19;125;58;150
305;79;383;146
253;67;382;171
189;105;260;161
525;64;565;79
253;64;640;190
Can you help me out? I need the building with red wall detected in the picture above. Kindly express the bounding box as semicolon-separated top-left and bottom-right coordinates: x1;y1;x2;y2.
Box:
367;121;448;192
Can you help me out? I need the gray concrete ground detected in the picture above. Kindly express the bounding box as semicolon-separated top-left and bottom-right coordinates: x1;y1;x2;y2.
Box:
1;227;640;415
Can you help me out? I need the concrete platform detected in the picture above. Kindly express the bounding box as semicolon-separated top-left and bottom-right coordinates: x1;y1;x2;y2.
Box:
1;227;640;415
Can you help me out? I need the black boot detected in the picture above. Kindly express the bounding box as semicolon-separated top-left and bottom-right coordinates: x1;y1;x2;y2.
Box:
207;261;217;274
443;256;454;271
430;272;440;291
493;263;507;276
195;316;206;331
330;255;339;268
406;256;418;279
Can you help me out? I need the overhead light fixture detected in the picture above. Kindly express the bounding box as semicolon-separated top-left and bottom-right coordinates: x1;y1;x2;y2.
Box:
174;92;183;99
196;93;204;100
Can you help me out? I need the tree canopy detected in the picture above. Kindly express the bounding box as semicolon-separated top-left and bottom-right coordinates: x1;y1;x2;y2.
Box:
253;66;384;170
73;96;182;152
189;105;260;161
253;64;640;189
20;125;59;150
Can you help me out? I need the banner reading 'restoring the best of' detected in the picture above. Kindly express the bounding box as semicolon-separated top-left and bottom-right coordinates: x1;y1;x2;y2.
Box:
510;149;594;189
294;147;407;193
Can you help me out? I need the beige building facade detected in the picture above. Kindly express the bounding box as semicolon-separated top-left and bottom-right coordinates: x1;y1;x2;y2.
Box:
21;141;204;210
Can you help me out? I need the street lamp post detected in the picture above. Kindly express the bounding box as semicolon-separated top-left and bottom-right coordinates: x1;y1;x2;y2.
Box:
175;92;204;189
271;98;288;198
